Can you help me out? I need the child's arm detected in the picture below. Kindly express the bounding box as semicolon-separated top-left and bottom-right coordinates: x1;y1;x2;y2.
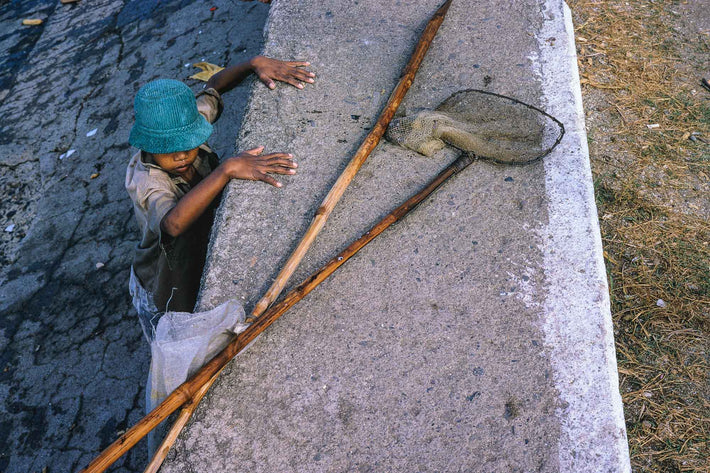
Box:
160;146;297;237
206;56;315;93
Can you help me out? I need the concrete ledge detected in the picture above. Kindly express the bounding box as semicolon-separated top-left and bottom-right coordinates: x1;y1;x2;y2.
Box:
536;3;630;470
164;1;630;471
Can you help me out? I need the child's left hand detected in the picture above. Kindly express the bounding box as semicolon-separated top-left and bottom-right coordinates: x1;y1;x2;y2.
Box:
250;56;315;90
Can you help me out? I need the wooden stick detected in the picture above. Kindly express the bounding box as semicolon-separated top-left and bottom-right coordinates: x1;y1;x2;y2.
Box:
140;4;455;468
143;372;220;473
248;0;454;322
142;152;474;473
81;149;473;473
83;3;454;471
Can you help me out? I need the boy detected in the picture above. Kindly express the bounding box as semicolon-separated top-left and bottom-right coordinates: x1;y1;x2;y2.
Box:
126;56;315;342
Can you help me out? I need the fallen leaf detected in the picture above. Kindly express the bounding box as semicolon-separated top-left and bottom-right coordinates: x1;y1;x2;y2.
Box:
90;173;99;179
22;19;43;26
189;62;224;82
681;132;691;140
61;0;80;3
86;128;97;137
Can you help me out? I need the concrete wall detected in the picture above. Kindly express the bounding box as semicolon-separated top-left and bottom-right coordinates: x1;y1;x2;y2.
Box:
164;1;630;471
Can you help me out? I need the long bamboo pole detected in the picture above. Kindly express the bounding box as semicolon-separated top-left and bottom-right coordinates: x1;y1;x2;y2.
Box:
144;4;455;468
248;0;454;322
83;3;454;471
82;149;473;473
143;157;474;473
143;372;218;473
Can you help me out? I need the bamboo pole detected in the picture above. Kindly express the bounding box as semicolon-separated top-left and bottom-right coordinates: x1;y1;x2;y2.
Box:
143;372;219;473
82;3;454;471
142;155;475;473
248;0;454;322
81;149;473;473
147;3;455;466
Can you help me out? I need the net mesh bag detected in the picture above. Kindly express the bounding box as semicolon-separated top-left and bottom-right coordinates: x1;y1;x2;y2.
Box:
386;89;564;164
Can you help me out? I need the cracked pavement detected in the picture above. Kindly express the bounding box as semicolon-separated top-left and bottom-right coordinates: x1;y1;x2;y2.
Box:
0;1;270;471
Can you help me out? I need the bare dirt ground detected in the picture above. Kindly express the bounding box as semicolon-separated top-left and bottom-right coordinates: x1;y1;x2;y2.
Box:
567;0;709;471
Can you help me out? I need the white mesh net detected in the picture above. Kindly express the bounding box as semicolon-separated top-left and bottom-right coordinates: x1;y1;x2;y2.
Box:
386;89;564;164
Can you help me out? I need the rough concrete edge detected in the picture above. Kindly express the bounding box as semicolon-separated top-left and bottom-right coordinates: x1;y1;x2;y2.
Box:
196;1;282;313
537;1;631;471
194;1;632;470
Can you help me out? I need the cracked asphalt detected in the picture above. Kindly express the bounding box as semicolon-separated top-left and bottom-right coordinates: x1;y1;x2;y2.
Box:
0;1;270;471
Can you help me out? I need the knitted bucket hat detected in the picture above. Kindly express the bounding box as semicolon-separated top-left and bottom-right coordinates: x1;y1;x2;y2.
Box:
129;79;213;154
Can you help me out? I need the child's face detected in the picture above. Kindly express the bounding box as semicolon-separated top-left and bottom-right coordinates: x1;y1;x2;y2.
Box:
152;147;200;177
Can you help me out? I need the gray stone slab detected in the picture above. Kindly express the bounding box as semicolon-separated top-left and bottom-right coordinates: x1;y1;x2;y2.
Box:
164;0;629;471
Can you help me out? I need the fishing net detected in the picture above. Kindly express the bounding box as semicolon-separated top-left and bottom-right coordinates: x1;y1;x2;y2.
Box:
386;89;564;164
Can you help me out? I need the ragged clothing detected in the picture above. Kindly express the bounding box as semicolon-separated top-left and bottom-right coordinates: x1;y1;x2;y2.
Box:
125;88;224;322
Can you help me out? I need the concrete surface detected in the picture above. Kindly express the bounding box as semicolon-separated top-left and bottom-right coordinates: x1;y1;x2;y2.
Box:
162;0;630;472
0;1;270;471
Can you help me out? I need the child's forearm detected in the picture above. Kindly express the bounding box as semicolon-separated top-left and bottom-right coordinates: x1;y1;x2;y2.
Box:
160;169;229;237
160;148;296;237
205;60;255;94
207;56;315;92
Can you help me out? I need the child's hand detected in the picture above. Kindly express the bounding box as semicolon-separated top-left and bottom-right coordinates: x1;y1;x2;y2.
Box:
222;146;297;188
250;56;315;90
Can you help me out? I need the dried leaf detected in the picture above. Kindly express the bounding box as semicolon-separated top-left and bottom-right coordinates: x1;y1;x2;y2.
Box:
189;62;224;82
90;173;99;179
22;19;43;26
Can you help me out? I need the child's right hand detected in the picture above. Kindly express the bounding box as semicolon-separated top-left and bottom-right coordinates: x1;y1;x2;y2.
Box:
221;146;297;188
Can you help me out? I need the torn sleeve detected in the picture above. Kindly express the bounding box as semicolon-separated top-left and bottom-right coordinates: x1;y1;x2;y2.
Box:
196;87;224;124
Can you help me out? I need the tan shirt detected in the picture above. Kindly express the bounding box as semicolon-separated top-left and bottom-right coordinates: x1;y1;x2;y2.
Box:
125;88;224;312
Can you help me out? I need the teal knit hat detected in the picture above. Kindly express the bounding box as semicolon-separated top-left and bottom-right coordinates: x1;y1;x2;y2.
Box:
129;79;213;154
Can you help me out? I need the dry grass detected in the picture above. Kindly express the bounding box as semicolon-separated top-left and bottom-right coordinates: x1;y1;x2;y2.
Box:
566;0;709;471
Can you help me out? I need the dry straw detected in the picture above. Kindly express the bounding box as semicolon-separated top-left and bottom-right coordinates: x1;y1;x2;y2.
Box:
567;1;709;471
